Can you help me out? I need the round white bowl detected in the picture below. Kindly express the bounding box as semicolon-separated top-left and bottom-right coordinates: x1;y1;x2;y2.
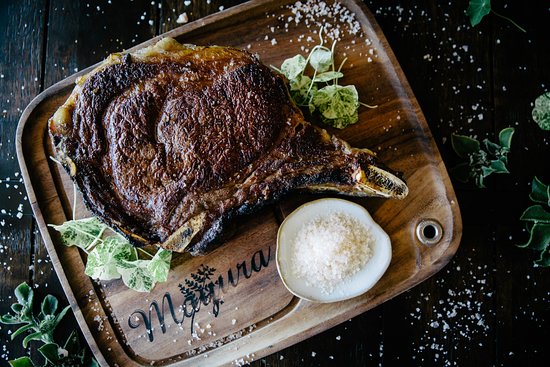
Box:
276;198;392;303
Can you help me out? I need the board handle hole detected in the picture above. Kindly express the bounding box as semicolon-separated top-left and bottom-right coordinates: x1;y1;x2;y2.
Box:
416;219;443;246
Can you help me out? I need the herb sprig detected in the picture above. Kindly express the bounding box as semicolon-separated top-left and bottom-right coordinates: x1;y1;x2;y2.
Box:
273;29;376;129
49;218;172;292
450;127;514;188
518;177;550;267
0;282;98;367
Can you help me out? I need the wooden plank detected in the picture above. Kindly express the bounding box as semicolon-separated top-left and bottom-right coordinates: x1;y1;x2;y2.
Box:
491;1;550;365
0;0;47;363
161;0;247;33
24;0;161;364
358;1;498;365
16;0;461;365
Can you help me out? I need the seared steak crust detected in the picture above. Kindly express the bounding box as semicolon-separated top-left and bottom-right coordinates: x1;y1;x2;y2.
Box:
49;38;407;254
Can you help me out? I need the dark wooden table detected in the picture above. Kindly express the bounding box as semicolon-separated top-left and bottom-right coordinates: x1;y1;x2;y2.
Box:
1;0;548;366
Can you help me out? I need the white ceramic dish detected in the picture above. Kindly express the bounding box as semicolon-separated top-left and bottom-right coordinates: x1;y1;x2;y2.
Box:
276;198;392;303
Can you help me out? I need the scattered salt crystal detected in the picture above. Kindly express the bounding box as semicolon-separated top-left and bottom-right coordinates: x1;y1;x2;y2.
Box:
176;13;188;24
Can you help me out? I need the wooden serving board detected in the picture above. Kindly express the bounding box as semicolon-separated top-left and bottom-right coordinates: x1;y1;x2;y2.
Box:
16;0;462;365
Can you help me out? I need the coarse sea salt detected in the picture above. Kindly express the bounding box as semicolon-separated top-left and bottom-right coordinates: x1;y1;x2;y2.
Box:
290;212;373;294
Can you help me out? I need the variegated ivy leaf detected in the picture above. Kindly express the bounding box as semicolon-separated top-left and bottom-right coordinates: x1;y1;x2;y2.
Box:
313;71;343;83
85;236;137;280
310;85;359;129
116;260;156;292
147;249;172;282
49;217;106;250
280;54;307;80
309;47;332;73
289;75;316;106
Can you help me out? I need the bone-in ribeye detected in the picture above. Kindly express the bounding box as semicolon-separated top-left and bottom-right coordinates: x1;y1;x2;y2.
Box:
49;38;408;254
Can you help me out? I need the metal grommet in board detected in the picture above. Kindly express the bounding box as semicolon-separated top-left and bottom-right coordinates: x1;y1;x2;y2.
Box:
416;219;443;246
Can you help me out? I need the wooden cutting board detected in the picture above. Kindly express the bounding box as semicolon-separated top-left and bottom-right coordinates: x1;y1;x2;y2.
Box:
16;0;462;365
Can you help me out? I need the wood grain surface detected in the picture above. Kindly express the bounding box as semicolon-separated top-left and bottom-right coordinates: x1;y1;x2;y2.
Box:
1;0;548;366
15;0;461;364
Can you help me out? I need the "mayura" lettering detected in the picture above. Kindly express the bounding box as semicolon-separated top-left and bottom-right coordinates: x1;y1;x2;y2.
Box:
128;247;271;342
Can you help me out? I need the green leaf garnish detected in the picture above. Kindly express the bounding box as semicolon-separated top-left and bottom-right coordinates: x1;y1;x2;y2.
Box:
489;159;508;174
85;236;137;280
272;28;375;129
519;223;550;251
49;217;106;251
309;47;332;72
310;85;359;129
1;282;98;366
529;176;550;205
451;134;481;159
520;205;550;223
535;247;550;267
40;295;58;316
532;92;550;131
50;216;173;292
313;71;344;83
467;0;491;26
147;249;172;282
289;75;316;106
38;343;63;364
450;128;514;188
117;260;156;292
498;127;514;148
8;357;35;367
280;54;307;80
519;177;550;266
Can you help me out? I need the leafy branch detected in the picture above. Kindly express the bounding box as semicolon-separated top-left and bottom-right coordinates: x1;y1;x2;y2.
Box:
450;127;514;188
467;0;526;33
518;177;550;267
272;28;376;129
0;283;98;367
49;218;172;292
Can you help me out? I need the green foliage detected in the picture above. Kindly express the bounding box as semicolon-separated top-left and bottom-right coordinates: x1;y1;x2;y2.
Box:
450;127;514;188
85;236;138;280
50;218;173;293
309;85;360;129
116;259;156;292
0;283;68;347
1;283;98;366
519;178;550;267
467;0;491;26
466;0;526;32
273;28;375;129
279;54;307;79
532;92;550;131
147;249;172;283
48;217;106;251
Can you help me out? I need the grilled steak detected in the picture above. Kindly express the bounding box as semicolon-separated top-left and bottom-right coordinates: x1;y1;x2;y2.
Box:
49;38;408;254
